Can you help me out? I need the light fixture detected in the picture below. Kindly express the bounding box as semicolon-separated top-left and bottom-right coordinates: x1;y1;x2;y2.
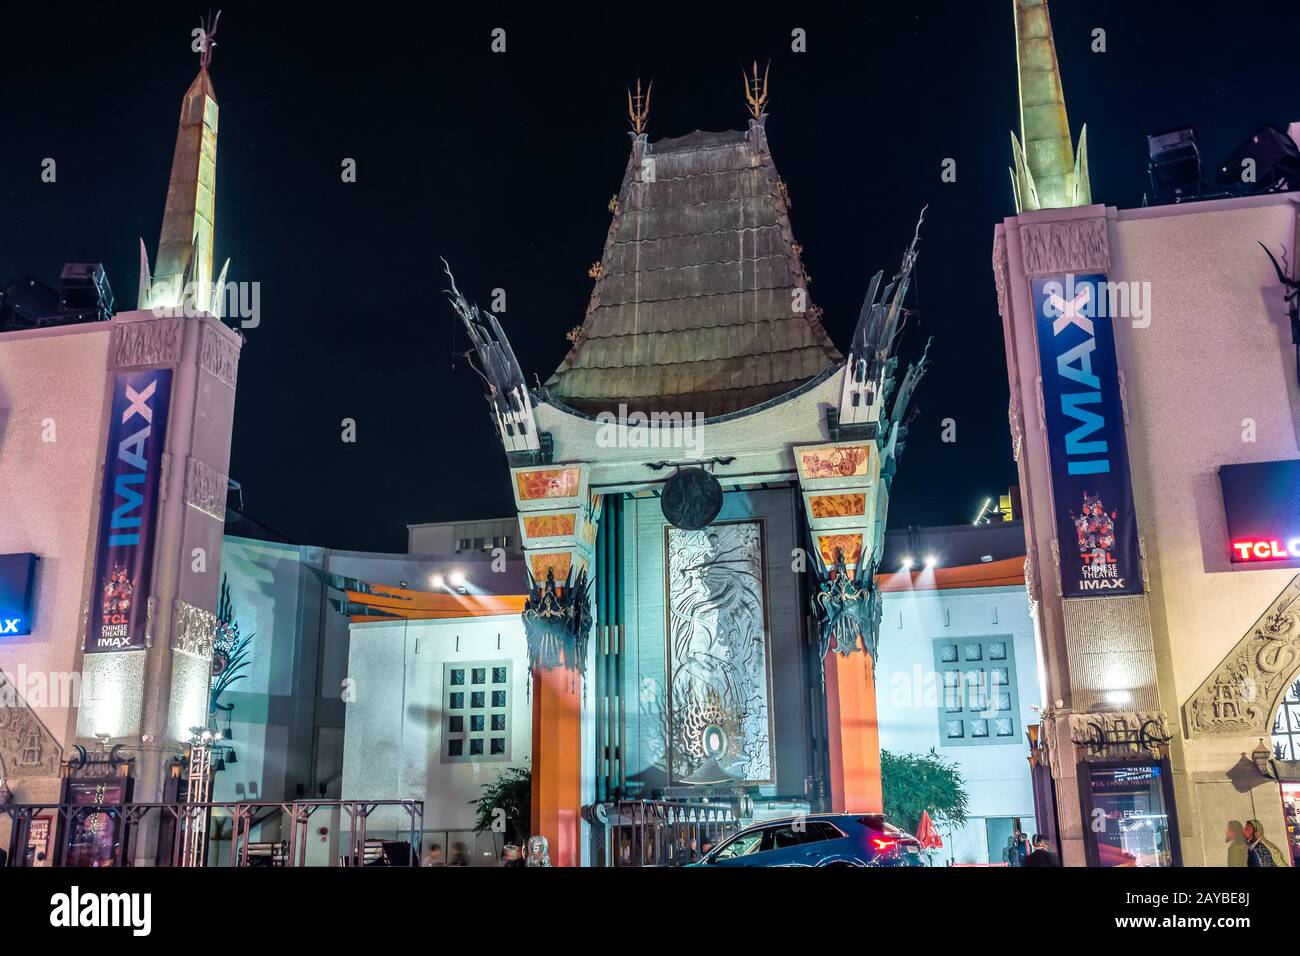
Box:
448;569;466;588
430;573;445;589
923;555;938;569
900;556;915;570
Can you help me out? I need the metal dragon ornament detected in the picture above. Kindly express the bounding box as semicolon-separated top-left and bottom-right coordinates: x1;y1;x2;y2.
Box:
521;566;593;675
814;548;882;660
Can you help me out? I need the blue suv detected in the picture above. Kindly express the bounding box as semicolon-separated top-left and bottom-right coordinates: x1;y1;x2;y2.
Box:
692;813;924;867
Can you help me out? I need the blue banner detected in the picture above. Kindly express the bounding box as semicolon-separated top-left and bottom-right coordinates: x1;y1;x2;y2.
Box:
85;369;173;652
1033;273;1142;596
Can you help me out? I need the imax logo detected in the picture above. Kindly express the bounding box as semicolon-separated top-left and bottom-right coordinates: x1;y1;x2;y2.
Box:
1040;277;1113;477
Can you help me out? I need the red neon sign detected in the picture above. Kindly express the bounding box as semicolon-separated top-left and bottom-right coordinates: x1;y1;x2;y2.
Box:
1231;538;1300;562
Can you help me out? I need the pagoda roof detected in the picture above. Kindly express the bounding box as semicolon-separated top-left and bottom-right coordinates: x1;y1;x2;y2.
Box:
544;121;842;419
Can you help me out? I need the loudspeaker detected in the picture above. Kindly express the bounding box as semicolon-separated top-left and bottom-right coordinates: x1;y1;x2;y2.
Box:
1147;128;1202;203
1216;125;1300;193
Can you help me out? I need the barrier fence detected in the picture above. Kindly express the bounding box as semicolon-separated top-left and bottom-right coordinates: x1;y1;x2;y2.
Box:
1;798;423;867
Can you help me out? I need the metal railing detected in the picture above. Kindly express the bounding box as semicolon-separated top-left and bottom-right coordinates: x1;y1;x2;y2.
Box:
591;799;741;867
1;798;422;868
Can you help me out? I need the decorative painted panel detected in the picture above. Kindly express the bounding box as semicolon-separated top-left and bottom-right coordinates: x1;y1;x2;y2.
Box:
514;467;581;502
664;521;773;785
527;551;574;583
808;493;866;519
796;443;874;482
522;513;576;539
815;532;864;569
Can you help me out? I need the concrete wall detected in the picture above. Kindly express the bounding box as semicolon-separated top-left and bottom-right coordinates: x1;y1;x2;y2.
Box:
0;322;111;803
1109;196;1300;865
876;583;1039;864
995;193;1300;866
340;615;531;855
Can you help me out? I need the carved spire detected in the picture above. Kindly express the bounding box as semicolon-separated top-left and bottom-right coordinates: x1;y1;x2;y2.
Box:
145;12;221;309
742;60;769;121
1009;0;1090;212
627;77;652;135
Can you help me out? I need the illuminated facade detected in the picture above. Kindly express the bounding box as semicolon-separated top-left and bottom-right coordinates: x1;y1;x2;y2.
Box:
0;36;242;862
994;0;1300;865
448;72;932;864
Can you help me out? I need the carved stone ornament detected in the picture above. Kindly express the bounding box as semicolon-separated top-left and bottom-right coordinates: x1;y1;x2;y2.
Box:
1068;710;1170;762
111;317;182;369
1024;546;1041;609
1020;216;1109;277
1185;575;1300;737
0;669;64;778
1007;393;1024;464
185;456;228;521
199;321;241;389
172;599;218;659
991;230;1011;320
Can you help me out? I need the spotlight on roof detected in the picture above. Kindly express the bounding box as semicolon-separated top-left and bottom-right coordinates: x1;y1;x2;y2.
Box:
448;570;466;588
923;555;939;569
430;573;445;589
900;556;915;570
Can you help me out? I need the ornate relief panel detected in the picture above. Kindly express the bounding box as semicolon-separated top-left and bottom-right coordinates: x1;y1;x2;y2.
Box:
1185;576;1300;737
664;521;773;785
0;670;63;777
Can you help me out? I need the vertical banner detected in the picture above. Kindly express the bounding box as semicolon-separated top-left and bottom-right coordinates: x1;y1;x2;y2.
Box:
1033;274;1142;596
85;368;173;652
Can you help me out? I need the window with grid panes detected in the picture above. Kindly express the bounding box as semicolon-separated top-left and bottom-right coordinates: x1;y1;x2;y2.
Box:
442;660;512;763
933;637;1020;747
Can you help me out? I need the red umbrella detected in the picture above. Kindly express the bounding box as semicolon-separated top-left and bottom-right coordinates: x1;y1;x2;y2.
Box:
915;811;944;849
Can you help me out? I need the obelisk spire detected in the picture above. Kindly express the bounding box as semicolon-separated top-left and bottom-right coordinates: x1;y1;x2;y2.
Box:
145;12;221;310
1008;0;1089;212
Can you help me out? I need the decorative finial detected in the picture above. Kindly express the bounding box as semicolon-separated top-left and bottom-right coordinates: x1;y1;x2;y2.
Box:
627;77;652;135
198;10;221;72
742;60;770;120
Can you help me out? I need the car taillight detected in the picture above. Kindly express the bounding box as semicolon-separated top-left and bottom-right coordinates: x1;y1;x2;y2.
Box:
871;837;899;852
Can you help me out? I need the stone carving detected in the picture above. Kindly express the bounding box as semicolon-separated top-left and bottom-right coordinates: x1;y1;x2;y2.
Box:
1024;545;1041;609
991;231;1011;320
111;317;182;368
1007;393;1024;464
1068;710;1170;761
1185;575;1300;737
1020;216;1109;277
0;670;63;777
184;456;228;521
199;322;240;389
172;599;218;659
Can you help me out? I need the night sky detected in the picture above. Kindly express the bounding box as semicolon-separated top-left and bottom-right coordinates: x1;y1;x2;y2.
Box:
2;2;1298;553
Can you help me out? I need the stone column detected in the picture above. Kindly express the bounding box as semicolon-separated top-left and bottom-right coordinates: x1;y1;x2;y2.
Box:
76;309;241;864
511;463;598;866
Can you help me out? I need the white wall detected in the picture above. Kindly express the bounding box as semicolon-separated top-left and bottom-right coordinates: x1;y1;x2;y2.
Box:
0;323;111;801
876;583;1039;864
340;615;531;842
1109;197;1300;704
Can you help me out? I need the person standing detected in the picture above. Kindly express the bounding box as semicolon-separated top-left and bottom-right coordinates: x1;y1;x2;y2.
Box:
1024;834;1059;867
1244;820;1285;867
1225;821;1249;867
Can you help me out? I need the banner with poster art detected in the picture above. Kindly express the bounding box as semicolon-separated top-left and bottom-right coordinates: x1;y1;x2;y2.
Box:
1032;273;1143;597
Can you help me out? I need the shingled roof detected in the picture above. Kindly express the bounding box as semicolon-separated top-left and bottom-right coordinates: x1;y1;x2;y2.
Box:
544;121;842;418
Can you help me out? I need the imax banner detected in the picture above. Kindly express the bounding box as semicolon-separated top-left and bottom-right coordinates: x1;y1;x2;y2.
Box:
1033;273;1142;597
85;369;173;652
